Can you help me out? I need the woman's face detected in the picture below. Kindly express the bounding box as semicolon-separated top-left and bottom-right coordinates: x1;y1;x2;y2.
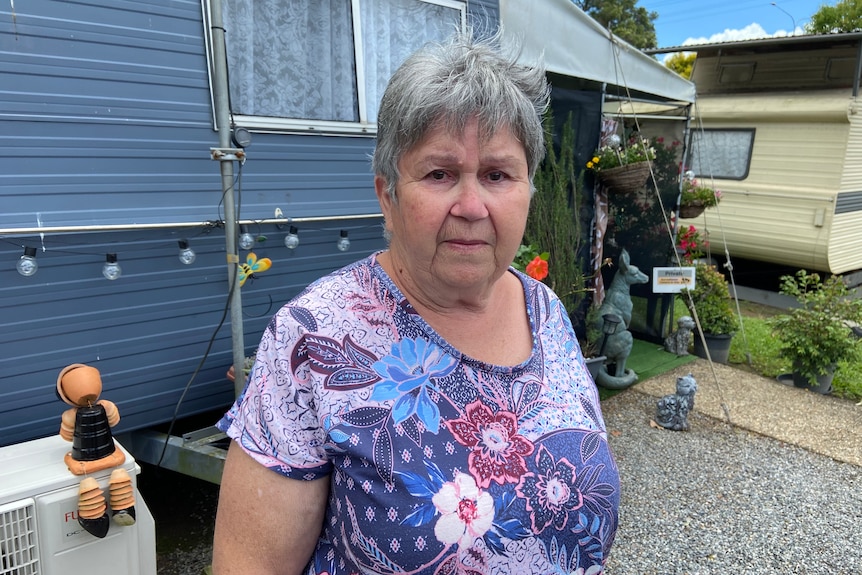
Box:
376;117;531;299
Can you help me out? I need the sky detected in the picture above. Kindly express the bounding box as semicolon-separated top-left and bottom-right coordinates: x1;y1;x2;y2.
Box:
637;0;829;50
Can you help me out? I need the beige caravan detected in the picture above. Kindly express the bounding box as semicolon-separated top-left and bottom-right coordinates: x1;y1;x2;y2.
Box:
651;33;862;275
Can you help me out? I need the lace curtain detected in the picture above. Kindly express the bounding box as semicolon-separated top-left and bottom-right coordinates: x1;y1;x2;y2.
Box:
689;130;754;179
223;0;461;124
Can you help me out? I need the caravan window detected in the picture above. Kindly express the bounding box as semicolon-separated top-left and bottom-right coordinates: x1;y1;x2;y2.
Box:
205;0;466;135
689;129;754;180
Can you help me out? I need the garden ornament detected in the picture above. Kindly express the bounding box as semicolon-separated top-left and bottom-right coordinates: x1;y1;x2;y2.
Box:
654;373;698;431
57;363;136;538
664;315;696;356
592;249;649;389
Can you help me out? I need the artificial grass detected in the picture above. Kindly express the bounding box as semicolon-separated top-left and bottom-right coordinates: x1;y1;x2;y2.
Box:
626;338;698;381
596;338;697;400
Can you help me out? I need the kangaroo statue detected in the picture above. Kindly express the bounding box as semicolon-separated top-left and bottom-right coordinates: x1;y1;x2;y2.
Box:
592;249;649;389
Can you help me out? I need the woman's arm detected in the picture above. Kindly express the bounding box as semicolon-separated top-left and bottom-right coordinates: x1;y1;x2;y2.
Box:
212;441;329;575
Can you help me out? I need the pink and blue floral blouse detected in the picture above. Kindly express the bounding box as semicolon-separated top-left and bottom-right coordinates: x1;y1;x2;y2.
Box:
219;253;619;574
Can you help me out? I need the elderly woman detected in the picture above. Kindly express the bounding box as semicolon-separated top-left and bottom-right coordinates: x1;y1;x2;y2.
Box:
212;30;619;575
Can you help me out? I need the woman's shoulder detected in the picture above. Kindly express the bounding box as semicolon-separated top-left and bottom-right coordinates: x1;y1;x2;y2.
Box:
511;268;566;318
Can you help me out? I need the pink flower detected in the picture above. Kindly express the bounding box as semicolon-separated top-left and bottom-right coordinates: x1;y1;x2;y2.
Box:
445;401;535;488
432;472;495;548
525;256;549;281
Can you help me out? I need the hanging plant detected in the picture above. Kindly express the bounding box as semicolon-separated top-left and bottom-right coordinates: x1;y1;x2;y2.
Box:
678;171;722;218
586;134;656;192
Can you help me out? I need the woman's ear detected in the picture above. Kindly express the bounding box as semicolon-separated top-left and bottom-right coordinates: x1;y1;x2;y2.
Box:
375;176;394;219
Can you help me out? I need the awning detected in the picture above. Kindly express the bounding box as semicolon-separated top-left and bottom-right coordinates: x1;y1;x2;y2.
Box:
500;0;696;104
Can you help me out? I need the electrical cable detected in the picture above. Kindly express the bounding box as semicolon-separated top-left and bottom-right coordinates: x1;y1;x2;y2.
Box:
606;29;735;426
156;162;245;468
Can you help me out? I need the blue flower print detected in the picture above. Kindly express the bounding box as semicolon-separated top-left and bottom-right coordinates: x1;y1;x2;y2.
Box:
371;338;458;433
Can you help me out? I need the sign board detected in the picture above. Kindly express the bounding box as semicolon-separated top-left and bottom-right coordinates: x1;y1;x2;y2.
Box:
653;267;696;293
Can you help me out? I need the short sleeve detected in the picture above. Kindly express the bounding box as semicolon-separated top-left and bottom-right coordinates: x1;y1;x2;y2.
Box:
217;311;332;480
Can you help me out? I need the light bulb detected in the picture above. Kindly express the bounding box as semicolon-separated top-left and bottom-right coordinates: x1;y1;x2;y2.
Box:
16;246;38;277
608;134;621;149
102;253;122;280
238;227;255;250
684;170;695;181
284;226;300;249
178;239;196;265
336;230;350;252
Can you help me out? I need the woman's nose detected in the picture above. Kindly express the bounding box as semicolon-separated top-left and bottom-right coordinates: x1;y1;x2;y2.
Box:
449;177;489;220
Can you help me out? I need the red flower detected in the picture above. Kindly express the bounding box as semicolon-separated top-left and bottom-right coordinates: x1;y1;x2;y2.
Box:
444;401;535;488
525;256;549;281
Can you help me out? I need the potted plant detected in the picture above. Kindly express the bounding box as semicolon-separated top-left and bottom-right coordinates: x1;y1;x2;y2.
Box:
678;171;722;218
586;134;656;193
770;270;862;393
677;226;736;363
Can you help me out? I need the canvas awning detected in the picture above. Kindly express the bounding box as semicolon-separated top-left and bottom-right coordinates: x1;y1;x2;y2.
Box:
500;0;696;104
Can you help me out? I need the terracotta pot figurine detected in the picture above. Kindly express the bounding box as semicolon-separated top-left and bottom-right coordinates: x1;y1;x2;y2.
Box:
57;363;136;538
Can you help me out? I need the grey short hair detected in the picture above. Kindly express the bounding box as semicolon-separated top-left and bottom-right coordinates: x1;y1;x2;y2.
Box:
372;29;550;200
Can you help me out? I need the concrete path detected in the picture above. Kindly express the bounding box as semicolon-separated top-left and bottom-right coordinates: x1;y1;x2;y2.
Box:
633;358;862;467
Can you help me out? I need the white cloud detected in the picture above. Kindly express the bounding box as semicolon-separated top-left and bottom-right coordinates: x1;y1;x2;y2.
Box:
681;22;801;47
660;22;802;62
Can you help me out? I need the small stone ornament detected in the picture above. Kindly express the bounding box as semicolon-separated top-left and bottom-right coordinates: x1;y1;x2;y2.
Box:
654;373;698;431
664;315;696;356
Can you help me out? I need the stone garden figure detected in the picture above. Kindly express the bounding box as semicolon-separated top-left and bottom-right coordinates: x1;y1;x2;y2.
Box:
664;315;696;356
655;373;698;431
592;249;649;389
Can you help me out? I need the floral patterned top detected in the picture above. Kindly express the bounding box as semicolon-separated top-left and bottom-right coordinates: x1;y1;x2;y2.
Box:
218;253;619;575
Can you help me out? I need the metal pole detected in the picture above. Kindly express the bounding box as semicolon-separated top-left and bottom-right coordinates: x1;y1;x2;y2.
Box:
209;0;246;397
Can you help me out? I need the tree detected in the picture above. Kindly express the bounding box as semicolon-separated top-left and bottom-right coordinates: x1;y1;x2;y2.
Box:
575;0;658;49
664;52;696;79
525;111;587;319
806;0;862;34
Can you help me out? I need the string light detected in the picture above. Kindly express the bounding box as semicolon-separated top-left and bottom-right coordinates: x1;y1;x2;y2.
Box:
102;253;122;280
238;226;255;250
284;226;300;249
336;230;351;252
16;246;38;277
6;217;382;278
178;239;196;265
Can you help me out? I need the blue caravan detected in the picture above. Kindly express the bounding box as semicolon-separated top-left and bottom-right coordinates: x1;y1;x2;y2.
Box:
0;0;693;469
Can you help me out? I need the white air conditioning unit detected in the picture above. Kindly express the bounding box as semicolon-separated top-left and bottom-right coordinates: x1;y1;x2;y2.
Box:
0;435;156;575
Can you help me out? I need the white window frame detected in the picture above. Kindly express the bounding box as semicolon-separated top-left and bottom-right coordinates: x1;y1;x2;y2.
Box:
202;0;466;137
689;129;755;180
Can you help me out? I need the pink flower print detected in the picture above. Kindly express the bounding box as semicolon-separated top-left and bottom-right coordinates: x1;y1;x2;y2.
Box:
516;445;584;533
431;472;495;548
444;401;534;488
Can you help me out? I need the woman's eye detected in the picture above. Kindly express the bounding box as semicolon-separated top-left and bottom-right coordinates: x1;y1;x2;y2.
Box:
429;170;447;181
487;171;505;182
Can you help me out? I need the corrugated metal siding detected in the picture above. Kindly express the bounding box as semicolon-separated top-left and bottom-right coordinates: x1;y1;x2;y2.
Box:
693;45;860;95
692;94;849;272
835;191;862;213
828;210;862;273
0;0;219;228
828;103;862;273
0;0;394;445
839;102;862;193
469;0;499;21
0;225;385;447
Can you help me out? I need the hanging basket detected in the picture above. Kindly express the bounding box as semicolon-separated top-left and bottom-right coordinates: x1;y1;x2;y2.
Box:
678;202;707;219
597;162;651;193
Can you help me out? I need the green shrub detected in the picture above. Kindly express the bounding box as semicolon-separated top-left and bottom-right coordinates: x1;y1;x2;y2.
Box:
769;270;862;386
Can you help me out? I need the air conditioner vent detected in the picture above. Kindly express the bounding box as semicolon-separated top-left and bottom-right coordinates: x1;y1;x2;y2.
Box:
0;498;40;575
